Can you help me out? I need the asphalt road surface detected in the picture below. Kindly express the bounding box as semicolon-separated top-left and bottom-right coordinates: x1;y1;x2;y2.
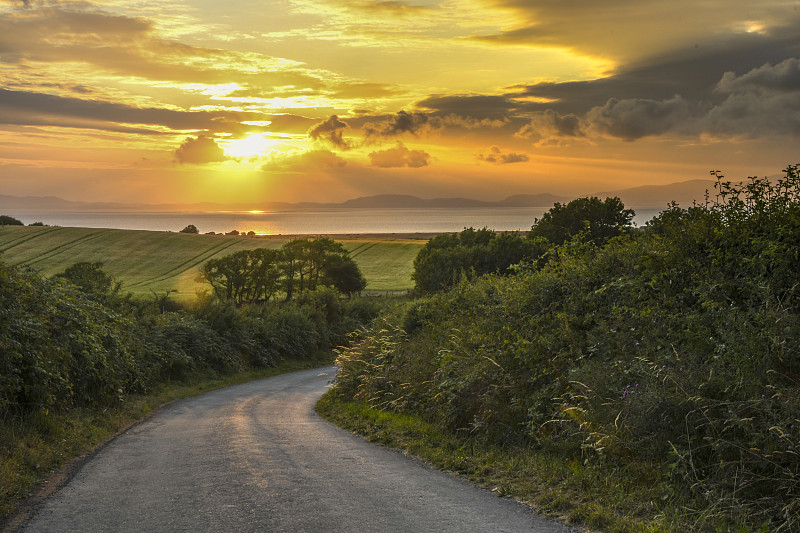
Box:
22;366;576;532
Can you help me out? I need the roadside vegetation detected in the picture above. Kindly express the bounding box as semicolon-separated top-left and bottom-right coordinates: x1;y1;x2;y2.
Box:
321;165;800;532
0;242;384;521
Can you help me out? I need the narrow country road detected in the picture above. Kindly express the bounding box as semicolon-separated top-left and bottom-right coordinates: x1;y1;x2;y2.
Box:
21;367;575;532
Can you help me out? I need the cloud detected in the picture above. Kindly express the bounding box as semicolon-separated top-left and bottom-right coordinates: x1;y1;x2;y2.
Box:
173;135;228;164
0;4;326;93
261;149;347;172
349;0;431;16
0;88;249;134
715;57;800;93
516;109;585;140
478;146;529;164
469;0;799;63
516;95;690;142
369;142;430;168
416;94;518;120
508;27;800;117
703;58;800;137
308;115;352;149
264;114;320;134
364;110;429;137
584;95;690;141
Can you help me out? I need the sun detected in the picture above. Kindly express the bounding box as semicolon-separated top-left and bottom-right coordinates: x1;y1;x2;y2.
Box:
222;133;273;159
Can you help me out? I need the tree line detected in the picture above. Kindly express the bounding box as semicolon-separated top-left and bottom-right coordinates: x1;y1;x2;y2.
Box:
412;196;634;293
201;237;366;305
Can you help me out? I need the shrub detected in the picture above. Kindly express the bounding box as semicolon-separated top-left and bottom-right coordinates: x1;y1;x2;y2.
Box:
333;165;800;530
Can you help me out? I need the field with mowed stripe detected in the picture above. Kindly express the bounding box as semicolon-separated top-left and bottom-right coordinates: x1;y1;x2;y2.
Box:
0;226;426;301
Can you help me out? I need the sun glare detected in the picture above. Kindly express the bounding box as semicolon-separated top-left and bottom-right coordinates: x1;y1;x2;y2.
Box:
223;133;273;158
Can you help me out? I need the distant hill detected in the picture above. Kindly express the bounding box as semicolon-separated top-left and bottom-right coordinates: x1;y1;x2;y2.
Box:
592;179;716;208
0;179;716;213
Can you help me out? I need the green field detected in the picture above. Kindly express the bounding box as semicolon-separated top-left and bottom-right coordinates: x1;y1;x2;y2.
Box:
0;226;426;301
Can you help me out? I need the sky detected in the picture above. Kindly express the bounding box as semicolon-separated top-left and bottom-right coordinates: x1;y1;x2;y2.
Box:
1;0;799;206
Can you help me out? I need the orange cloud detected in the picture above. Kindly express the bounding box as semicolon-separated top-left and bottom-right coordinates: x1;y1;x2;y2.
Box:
369;141;430;168
174;135;228;164
478;146;529;164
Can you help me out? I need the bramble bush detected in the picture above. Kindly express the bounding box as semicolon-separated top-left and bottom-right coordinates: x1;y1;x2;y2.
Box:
333;165;800;530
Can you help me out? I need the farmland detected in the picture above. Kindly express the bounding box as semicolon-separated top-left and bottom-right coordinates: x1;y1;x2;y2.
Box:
0;226;426;301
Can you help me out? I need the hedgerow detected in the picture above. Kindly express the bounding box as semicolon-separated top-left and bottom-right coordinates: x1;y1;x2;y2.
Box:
0;261;380;422
333;165;800;530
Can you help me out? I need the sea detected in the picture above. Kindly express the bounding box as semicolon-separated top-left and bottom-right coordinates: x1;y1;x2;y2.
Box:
7;207;665;235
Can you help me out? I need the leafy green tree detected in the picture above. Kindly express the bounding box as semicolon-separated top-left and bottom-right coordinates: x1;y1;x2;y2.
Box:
281;238;310;301
0;215;23;225
323;254;367;296
202;238;366;303
56;262;121;302
412;227;545;293
179;224;199;234
529;196;635;246
201;248;282;305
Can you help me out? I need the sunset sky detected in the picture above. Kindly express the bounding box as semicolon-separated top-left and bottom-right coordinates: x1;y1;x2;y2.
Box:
1;0;799;205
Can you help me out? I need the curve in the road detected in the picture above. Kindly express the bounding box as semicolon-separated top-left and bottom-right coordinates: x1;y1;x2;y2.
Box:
21;367;576;533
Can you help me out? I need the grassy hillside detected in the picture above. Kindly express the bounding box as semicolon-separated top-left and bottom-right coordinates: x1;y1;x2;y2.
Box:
0;226;425;300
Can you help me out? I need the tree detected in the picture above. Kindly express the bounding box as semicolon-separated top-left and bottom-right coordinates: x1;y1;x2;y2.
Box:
201;238;366;304
180;224;199;234
322;254;366;297
0;215;23;226
201;249;282;305
529;196;634;246
55;262;121;301
412;227;546;293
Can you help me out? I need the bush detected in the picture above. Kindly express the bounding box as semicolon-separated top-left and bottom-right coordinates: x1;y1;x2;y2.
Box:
333;165;800;530
411;228;546;293
1;259;379;420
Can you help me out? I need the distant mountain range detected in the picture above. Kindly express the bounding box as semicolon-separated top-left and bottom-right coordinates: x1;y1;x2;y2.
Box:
0;179;716;213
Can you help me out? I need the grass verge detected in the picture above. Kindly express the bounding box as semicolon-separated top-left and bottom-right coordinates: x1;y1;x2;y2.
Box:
316;392;766;533
0;355;333;528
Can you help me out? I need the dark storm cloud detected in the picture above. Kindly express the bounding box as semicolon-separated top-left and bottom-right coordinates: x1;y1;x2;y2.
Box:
0;88;250;134
510;29;800;116
516;109;584;139
703;58;800;137
715;57;800;93
584;96;690;141
416;95;518;120
308;115;351;149
469;0;799;64
174;135;228;164
364;110;429;137
504;25;800;143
